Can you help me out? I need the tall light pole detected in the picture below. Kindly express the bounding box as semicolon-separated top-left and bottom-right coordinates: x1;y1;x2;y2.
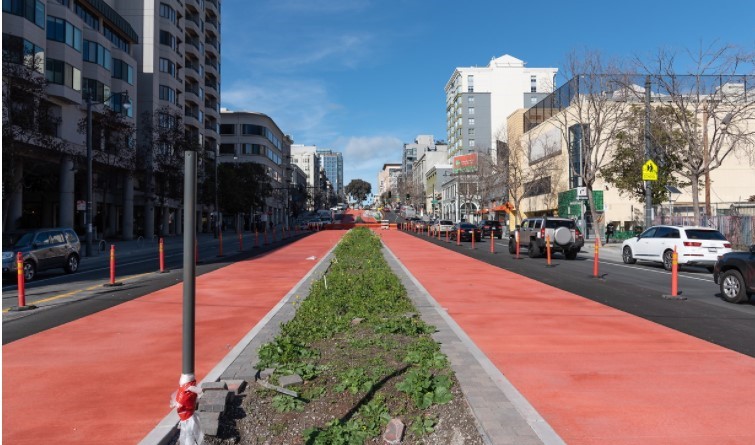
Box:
85;92;130;257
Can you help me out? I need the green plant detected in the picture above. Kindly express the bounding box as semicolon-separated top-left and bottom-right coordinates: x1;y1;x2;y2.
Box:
409;414;438;435
257;335;318;369
374;315;435;336
301;385;326;401
358;395;391;436
335;367;374;394
404;337;448;369
271;394;305;413
396;368;454;409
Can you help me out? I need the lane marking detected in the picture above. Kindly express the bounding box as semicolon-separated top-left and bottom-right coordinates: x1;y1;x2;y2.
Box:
3;271;155;312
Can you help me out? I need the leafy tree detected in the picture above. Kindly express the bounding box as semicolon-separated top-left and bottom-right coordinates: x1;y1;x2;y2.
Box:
602;105;688;204
217;163;271;215
636;44;755;222
345;179;371;205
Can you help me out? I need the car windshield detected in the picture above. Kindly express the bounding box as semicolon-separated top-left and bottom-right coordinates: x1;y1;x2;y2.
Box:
545;220;575;229
459;223;476;229
684;229;727;240
484;221;500;226
12;232;35;247
440;220;453;225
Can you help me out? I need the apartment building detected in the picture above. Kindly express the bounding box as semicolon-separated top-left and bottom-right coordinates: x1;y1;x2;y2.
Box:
291;144;321;190
445;54;557;161
316;148;344;196
219;110;293;226
3;0;222;240
3;0;139;237
377;163;401;202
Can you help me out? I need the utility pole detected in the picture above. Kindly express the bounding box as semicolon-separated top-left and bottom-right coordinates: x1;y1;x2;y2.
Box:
644;76;653;228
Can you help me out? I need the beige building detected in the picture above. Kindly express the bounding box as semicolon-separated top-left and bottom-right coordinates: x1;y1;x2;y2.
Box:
507;77;755;234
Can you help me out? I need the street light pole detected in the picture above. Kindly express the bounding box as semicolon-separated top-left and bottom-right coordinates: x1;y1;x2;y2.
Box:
86;97;93;257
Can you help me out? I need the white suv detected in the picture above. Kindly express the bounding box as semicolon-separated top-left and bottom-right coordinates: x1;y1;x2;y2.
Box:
621;225;732;272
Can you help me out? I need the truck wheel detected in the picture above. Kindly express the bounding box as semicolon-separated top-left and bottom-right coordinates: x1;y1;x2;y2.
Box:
508;239;516;254
720;270;748;303
528;241;540;258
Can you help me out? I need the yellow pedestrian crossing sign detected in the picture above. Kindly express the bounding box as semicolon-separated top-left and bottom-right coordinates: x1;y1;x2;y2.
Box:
642;160;658;181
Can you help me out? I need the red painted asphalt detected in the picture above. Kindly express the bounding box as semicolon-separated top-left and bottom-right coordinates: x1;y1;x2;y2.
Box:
380;229;755;445
2;231;344;444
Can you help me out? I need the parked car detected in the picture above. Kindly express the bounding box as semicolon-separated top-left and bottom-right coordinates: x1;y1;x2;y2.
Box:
478;220;504;239
434;220;455;233
713;244;755;304
509;217;584;259
621;225;732;272
449;223;482;242
2;228;81;281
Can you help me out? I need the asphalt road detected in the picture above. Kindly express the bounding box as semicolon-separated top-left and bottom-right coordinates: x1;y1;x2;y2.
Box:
398;224;755;358
5;219;754;359
2;231;309;344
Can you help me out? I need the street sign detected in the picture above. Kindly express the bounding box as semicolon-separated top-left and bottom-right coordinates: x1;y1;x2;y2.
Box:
642;160;658;181
76;200;86;211
576;187;588;200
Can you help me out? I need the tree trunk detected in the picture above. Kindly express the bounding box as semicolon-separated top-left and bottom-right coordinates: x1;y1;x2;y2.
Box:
586;185;602;247
690;176;701;225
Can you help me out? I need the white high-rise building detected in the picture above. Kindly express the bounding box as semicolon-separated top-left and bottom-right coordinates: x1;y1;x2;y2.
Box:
445;54;557;161
291;144;321;190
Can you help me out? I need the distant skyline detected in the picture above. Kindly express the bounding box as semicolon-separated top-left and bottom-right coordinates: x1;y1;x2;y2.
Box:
220;0;754;192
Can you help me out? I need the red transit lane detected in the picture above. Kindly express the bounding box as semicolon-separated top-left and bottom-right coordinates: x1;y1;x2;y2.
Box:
380;229;755;445
3;231;344;445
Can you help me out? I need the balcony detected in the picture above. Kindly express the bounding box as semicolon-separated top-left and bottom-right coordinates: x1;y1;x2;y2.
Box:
205;0;218;13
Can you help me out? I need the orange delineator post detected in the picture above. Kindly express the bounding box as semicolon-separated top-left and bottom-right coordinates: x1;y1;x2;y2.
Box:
671;246;679;296
105;244;122;286
490;232;495;253
159;238;165;272
437;227;441;239
545;234;552;266
238;232;243;251
593;238;600;278
16;252;25;307
515;231;520;259
471;231;475;249
456;229;461;246
446;230;449;243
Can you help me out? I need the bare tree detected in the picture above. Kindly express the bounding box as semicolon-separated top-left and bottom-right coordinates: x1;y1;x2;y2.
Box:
504;132;562;225
635;44;755;223
553;50;632;243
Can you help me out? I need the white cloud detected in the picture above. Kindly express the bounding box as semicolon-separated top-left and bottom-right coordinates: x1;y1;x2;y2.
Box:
333;135;404;191
222;78;342;142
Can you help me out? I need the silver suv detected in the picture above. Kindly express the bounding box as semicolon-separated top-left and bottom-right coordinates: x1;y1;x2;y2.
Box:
508;217;584;259
2;228;81;281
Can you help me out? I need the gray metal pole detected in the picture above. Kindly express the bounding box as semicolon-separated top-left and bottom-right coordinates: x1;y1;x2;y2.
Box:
86;97;93;257
644;76;653;228
182;150;197;375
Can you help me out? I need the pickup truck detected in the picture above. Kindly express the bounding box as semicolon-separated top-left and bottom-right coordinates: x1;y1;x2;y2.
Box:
713;244;755;304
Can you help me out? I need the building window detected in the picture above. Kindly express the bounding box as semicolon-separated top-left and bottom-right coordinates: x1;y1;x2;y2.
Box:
104;25;130;53
219;124;235;134
82;78;110;103
75;1;99;31
159;85;176;104
45;58;81;91
468;128;475;136
159;3;176;23
47;17;83;52
159;31;176;50
111;92;132;117
467;75;474;93
469;139;475;147
531;75;537;93
468;95;474;103
468;107;474;115
468;118;475;126
3;0;45;28
2;33;45;72
219;143;235;155
158;57;176;77
112;59;133;84
83;40;111;70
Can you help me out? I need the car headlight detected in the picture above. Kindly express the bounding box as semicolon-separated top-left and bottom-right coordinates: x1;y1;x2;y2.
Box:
2;252;14;260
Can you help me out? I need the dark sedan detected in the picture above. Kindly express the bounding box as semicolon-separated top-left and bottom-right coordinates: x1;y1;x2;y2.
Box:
713;244;755;304
449;223;482;242
478;220;504;239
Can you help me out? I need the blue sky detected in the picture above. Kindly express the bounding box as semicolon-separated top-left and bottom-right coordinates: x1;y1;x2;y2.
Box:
220;0;754;194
